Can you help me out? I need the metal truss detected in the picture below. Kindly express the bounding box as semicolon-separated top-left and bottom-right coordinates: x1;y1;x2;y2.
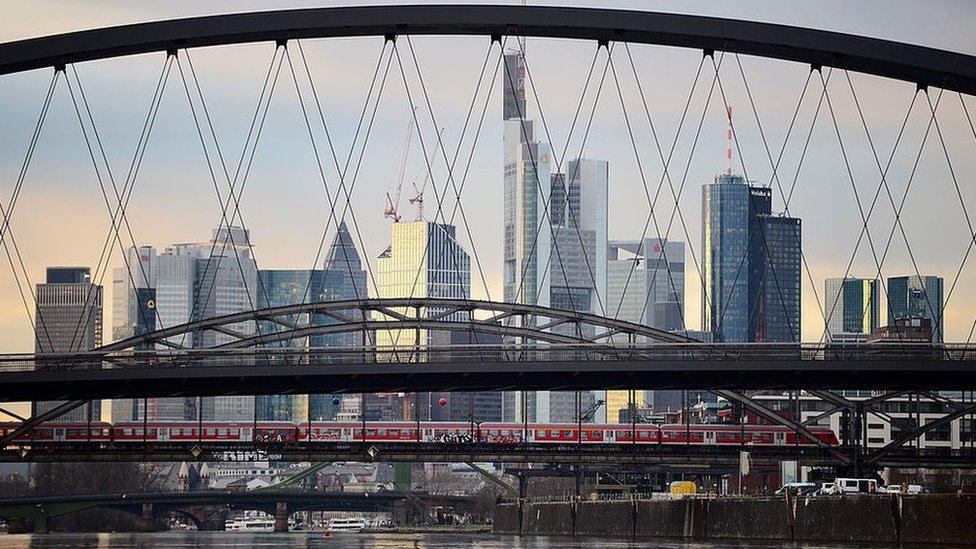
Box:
98;297;692;352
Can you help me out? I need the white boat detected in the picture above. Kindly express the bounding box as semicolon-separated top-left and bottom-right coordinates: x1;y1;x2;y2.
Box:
327;517;367;533
225;517;275;532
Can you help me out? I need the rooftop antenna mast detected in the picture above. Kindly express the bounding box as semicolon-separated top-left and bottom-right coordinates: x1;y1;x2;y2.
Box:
725;106;734;175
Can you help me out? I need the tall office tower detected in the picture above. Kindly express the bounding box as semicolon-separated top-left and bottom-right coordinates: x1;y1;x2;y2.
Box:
253;269;325;421
756;215;802;342
887;275;944;343
503;52;553;308
702;173;801;342
111;247;169;422
824;277;880;341
33;267;102;422
312;221;370;420
376;221;471;421
605;239;686;421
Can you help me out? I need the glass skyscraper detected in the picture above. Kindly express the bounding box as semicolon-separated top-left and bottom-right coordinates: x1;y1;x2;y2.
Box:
887;275;944;343
824;277;880;340
34;267;102;422
702;173;801;342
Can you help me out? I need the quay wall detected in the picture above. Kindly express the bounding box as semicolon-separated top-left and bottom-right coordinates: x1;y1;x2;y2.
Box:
496;494;975;545
492;503;520;535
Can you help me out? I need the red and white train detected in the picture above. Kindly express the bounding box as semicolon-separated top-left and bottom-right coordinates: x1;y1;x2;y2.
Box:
0;420;839;446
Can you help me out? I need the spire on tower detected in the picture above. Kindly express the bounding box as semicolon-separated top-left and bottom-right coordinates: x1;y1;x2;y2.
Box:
726;106;734;175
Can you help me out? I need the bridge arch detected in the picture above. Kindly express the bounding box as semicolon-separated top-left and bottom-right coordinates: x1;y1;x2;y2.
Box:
0;5;973;94
98;297;692;353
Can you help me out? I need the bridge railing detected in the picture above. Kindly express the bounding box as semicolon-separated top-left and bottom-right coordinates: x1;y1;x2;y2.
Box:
0;342;971;373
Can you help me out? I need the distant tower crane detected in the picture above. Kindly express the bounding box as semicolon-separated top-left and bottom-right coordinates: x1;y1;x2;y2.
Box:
385;116;416;223
408;126;445;222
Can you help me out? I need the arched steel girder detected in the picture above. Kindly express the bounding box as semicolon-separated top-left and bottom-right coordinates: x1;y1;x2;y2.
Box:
97;297;692;353
1;5;975;95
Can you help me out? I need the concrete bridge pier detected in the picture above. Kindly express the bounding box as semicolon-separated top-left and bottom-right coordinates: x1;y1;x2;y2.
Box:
137;503;156;532
273;502;288;533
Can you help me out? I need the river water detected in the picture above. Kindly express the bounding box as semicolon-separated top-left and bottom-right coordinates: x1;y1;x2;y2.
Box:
0;533;917;548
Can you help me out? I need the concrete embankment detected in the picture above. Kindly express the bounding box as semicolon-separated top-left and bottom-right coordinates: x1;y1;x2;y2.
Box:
493;494;975;545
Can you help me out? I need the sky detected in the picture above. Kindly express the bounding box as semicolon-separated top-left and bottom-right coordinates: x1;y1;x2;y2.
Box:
0;0;975;359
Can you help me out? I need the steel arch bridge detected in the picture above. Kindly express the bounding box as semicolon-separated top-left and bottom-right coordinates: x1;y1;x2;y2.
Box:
0;5;975;473
0;4;974;94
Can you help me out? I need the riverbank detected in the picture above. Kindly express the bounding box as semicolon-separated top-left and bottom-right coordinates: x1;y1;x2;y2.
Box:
495;494;976;545
362;525;491;534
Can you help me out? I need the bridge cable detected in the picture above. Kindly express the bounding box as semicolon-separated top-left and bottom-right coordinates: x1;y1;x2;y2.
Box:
838;76;944;342
182;50;279;338
610;45;705;327
403;34;502;336
819;72;935;343
630;49;722;336
821;81;916;343
399;35;505;357
515;39;613;421
65;55;175;354
502;39;602;330
175;46;284;350
398;34;504;350
282;43;386;350
923;89;976;340
289;40;393;310
734;54;827;340
840;76;930;341
957;94;976;346
710;54;800;343
605;45;704;333
521;41;613;319
177;54;269;345
63;64;171;353
291;38;391;327
0;69;60;345
387;37;503;351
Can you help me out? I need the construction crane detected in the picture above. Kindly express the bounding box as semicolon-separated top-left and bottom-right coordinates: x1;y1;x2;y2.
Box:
407;126;445;222
385;116;416;223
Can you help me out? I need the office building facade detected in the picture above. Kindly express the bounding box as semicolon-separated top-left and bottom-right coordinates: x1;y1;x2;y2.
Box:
34;267;102;422
887;275;944;343
824;277;880;341
702;174;801;342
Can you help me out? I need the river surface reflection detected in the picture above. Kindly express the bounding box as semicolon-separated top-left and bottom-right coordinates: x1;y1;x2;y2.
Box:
0;532;924;548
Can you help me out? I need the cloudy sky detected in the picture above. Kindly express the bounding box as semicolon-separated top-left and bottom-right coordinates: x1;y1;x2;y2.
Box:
0;0;975;357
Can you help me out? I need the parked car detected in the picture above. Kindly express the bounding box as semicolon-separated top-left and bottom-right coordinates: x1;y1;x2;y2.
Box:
831;478;879;494
882;484;903;494
775;482;818;495
815;482;835;496
906;484;925;495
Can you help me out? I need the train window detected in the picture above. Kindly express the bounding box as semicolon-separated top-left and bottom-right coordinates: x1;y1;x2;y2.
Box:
592;430;602;437
638;431;648;439
231;429;239;436
564;430;572;437
366;429;377;436
218;429;226;436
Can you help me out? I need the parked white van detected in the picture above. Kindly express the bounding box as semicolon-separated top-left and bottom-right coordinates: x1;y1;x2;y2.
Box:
831;478;879;494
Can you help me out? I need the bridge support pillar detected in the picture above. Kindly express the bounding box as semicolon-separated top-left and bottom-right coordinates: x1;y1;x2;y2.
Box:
34;514;48;534
137;502;156;532
273;501;288;533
